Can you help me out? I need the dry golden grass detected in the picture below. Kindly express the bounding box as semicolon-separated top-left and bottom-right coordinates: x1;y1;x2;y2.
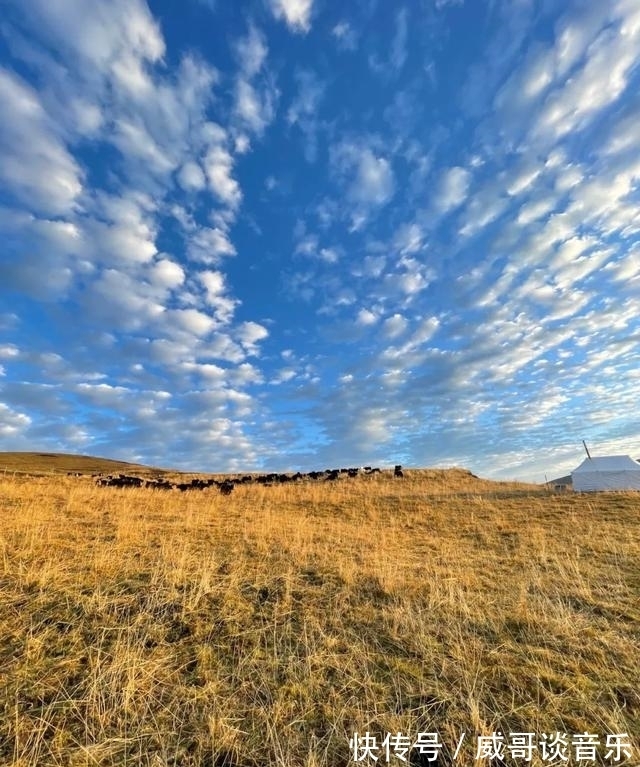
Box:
1;468;638;766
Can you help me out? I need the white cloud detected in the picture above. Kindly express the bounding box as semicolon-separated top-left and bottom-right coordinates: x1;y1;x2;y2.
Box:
199;270;225;297
332;21;357;51
356;309;378;326
181;361;226;383
112;118;176;174
201;334;246;364
272;368;297;384
381;316;439;362
16;0;165;77
550;236;597;269
0;344;20;359
435;166;471;214
177;161;206;191
554;164;583;192
608;248;640;282
393;223;423;255
88;192;159;265
458;186;508;239
0;210;81;299
233;25;276;137
187;227;236;263
507;166;541;197
170;308;215;337
360;256;386;278
383;314;408;339
554;5;611;77
391;8;409;71
75;382;130;407
85;269;166;331
232;137;249;157
552;247;613;291
0;69;83;215
295;234;319;257
199;270;238;324
111;53;155;96
70;99;103;136
151;258;185;289
516;196;556;226
333;142;395;208
319;248;339;263
269;0;314;33
396;269;430;296
235;321;269;354
238;321;269;347
235;25;268;77
235;80;275;135
0;402;32;436
533;12;640;142
203;145;242;209
287;70;324;162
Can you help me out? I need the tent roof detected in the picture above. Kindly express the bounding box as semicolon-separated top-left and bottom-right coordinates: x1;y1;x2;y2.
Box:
572;455;640;474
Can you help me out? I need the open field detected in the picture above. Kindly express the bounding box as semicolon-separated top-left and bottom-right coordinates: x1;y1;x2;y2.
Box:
1;467;639;766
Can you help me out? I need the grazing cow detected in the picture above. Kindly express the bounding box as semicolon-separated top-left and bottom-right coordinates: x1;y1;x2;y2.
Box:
394;465;404;478
219;480;234;495
97;474;144;488
146;479;174;490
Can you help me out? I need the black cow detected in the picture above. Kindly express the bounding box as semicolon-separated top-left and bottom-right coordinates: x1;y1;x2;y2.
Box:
97;474;144;488
394;465;404;478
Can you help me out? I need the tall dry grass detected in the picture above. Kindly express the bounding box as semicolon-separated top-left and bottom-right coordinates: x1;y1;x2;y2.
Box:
1;470;638;766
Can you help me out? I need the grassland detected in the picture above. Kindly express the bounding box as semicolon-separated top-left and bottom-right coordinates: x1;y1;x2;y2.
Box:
1;464;639;766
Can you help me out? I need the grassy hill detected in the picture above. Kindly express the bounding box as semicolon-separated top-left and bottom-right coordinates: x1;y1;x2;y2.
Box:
0;451;169;477
1;469;638;766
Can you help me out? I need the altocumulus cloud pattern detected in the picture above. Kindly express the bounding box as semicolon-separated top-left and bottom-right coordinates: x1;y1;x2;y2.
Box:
1;0;639;481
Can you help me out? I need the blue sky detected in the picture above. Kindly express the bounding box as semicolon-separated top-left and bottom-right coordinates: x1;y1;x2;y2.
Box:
1;0;639;482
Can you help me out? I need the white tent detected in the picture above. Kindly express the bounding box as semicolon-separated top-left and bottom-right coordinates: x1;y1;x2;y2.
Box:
571;455;640;492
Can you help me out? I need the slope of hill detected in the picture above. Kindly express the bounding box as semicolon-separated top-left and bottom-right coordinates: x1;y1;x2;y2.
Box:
0;451;167;477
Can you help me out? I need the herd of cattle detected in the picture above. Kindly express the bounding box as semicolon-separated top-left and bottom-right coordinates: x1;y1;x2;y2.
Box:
91;465;404;494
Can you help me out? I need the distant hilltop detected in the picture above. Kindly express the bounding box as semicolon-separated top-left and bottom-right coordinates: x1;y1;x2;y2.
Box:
0;451;166;477
0;452;488;484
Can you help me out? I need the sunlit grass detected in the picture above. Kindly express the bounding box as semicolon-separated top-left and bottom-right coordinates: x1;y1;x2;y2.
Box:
1;469;638;765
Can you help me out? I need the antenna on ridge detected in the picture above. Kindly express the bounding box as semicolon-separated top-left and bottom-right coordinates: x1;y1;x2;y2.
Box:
582;440;592;460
